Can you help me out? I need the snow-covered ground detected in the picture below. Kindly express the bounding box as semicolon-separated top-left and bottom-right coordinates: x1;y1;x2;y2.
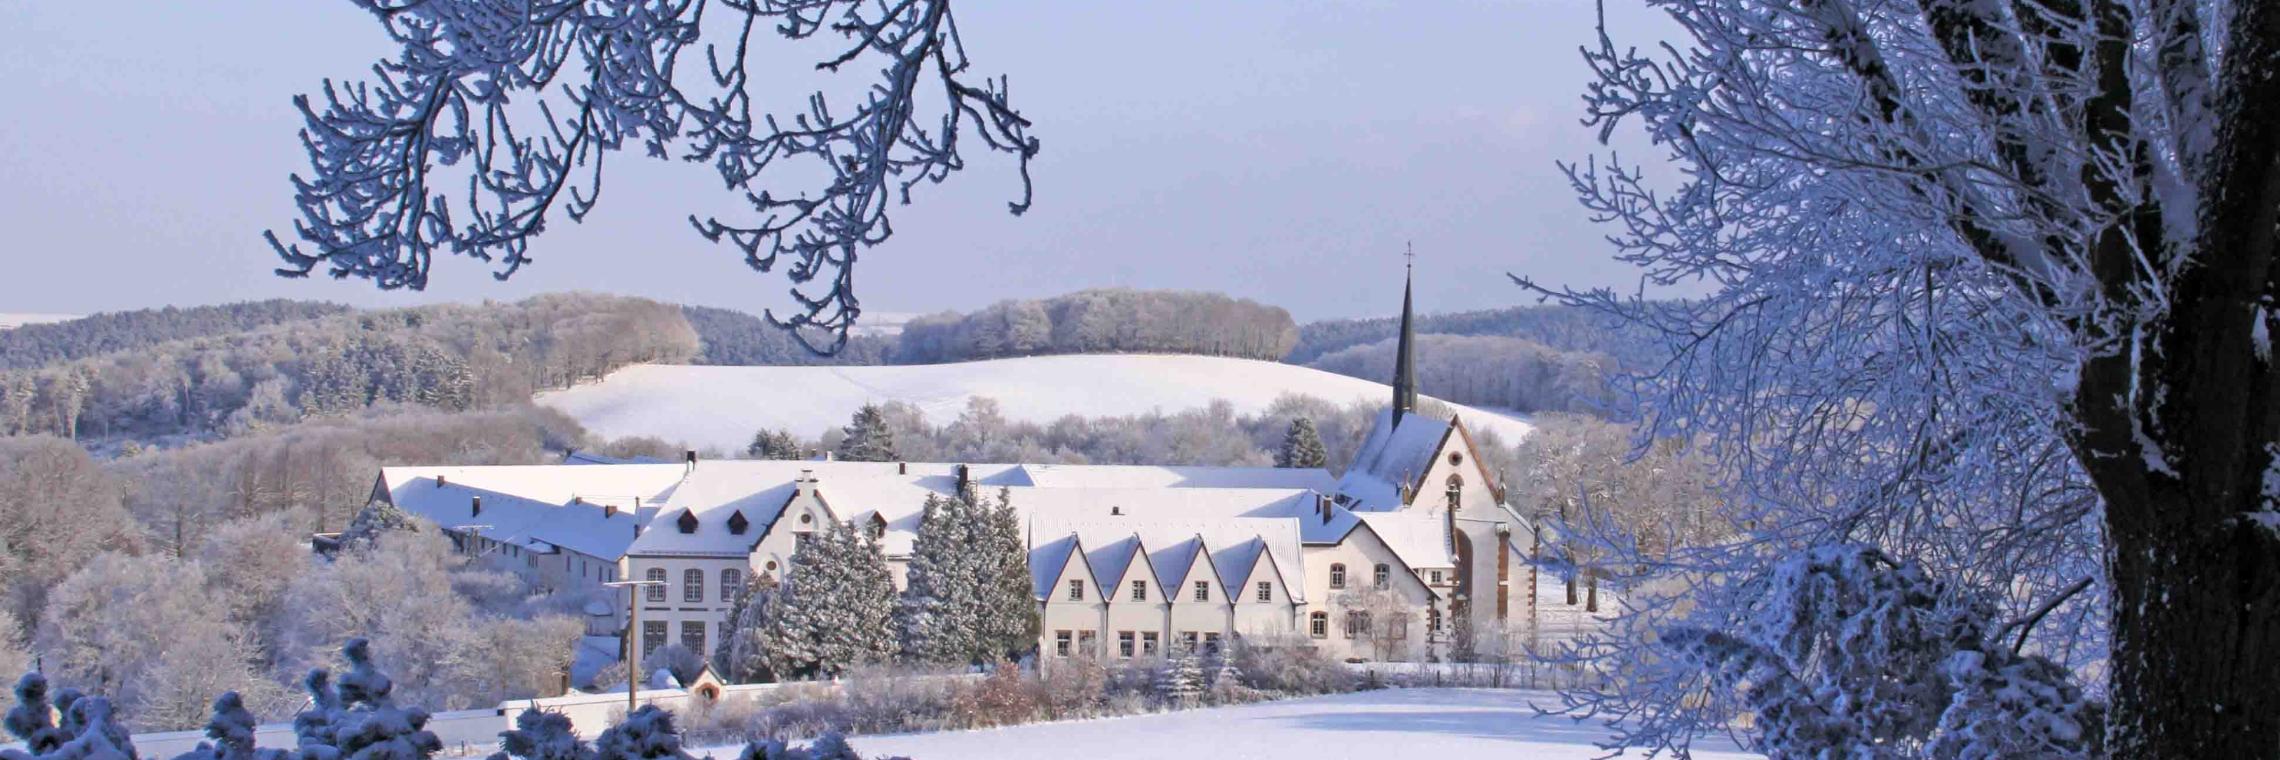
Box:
840;688;1754;760
0;313;77;329
536;355;1535;452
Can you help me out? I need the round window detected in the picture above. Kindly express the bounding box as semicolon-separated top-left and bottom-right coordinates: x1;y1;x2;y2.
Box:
765;560;778;572
800;513;813;524
1448;452;1464;466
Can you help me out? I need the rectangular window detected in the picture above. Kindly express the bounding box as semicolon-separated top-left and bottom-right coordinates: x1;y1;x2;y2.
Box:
1054;630;1072;657
642;621;667;656
1255;581;1272;602
1078;630;1098;656
1118;631;1135;658
1389;616;1409;640
1192;581;1209;602
1180;631;1199;654
1430;570;1444;585
721;568;743;603
1203;632;1222;656
1344;612;1369;639
795;532;812;553
681;620;706;654
683;569;705;603
645;568;667;602
1130;580;1148;601
1068;579;1085;601
1141;631;1160;657
1310;613;1329;638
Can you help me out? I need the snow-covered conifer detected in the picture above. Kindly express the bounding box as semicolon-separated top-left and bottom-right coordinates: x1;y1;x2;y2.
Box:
746;430;802;461
169;693;288;760
1154;654;1204;709
1274;418;1327;469
714;575;781;684
337;499;420;550
489;708;591;760
5;673;66;756
763;523;896;679
289;639;441;760
589;706;688;760
897;494;983;665
974;490;1039;662
833;406;898;463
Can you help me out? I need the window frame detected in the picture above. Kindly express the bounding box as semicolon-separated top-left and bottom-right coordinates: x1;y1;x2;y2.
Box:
1141;631;1161;656
1192;580;1210;602
1373;564;1390;589
1329;563;1346;589
684;568;705;603
645;568;667;602
1067;579;1085;601
642;621;667;656
1130;580;1148;601
1255;581;1273;603
721;568;743;603
1309;612;1329;638
1118;631;1136;658
1054;630;1073;657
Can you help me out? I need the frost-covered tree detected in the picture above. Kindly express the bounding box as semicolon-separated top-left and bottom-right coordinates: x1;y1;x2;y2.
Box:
33;553;274;732
1667;546;2097;759
490;708;591;760
745;429;803;461
1154;654;1204;709
761;522;897;679
714;575;781;684
0;610;26;683
290;639;443;760
170;692;291;760
589;706;687;760
1526;0;2280;752
0;675;135;760
0;437;140;629
1273;418;1327;469
336;498;422;551
267;0;1037;353
834;405;898;462
897;489;1034;666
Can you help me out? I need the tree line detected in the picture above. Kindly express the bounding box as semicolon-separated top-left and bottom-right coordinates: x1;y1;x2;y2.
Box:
892;289;1298;364
1289;301;1663;368
0;300;348;371
1306;333;1619;415
0;293;697;446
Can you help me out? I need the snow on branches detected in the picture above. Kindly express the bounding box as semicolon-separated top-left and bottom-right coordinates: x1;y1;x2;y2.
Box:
1668;545;2099;759
269;0;1038;353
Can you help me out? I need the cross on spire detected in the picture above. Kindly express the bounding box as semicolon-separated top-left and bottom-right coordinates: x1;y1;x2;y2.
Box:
1404;241;1415;272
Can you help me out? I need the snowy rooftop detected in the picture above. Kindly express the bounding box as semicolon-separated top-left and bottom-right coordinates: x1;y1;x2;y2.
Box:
381;465;687;560
1334;409;1453;511
1026;516;1308;603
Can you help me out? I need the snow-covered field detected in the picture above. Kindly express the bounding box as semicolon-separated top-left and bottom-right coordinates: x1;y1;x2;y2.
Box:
0;313;77;329
536;355;1535;452
840;688;1753;760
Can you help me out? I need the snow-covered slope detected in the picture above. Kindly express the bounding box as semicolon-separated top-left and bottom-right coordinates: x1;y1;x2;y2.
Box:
536;354;1533;452
0;313;77;330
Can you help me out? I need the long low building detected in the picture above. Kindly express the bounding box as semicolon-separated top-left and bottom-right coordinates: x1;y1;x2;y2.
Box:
370;271;1593;666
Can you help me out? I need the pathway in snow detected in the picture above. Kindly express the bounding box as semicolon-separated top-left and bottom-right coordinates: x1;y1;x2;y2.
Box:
842;688;1755;759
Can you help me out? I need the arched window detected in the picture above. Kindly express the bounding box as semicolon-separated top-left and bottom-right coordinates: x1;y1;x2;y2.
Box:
1309;611;1329;638
867;514;887;539
644;568;666;602
1446;473;1464;508
683;569;704;602
1329;563;1347;589
1373;563;1390;589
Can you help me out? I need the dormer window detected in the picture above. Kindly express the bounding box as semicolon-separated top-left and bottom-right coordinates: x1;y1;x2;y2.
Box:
676;510;699;534
867;514;887;539
727;510;750;535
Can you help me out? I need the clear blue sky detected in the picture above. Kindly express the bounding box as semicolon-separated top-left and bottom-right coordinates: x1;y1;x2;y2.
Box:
0;1;1681;322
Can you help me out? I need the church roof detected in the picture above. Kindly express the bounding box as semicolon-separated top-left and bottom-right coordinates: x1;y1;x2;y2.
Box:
1334;409;1453;511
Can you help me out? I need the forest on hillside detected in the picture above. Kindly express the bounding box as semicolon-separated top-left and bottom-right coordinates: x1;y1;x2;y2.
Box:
893;289;1299;363
0;294;696;446
0;300;350;370
1306;333;1619;415
1291;302;1664;368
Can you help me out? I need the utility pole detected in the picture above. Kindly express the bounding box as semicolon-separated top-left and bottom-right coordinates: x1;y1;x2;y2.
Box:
602;578;665;720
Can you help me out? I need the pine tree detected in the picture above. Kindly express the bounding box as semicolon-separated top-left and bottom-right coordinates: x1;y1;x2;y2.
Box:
173;692;289;760
490;708;592;760
1274;418;1327;469
289;638;442;760
833;405;897;462
974;489;1040;662
0;682;135;760
762;523;897;679
896;494;981;665
1154;654;1204;709
746;430;802;460
589;706;689;760
714;576;781;684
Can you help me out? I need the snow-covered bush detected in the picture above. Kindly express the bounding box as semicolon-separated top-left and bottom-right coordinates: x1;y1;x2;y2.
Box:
2;674;136;760
590;707;688;760
1036;659;1110;719
171;692;290;760
1154;655;1204;709
289;638;442;760
948;664;1037;728
490;708;591;760
1669;546;2099;759
1227;634;1353;697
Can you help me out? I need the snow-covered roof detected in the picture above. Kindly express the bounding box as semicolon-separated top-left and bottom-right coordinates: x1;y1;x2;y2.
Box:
1355;512;1455;571
381;465;687;560
1334;410;1452;511
1015;464;1335;491
564;450;670;465
1026;517;1308;603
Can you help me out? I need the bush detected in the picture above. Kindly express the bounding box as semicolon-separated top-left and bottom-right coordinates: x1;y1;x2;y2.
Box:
950;664;1037;728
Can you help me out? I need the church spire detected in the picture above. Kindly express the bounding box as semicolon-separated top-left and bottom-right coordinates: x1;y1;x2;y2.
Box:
1392;243;1418;428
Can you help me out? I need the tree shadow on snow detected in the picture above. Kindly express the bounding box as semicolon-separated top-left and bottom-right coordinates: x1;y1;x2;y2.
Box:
1265;692;1621;747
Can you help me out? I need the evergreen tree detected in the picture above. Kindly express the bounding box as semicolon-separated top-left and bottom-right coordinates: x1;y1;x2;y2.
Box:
337;499;420;551
745;430;802;460
1154;654;1204;709
896;494;982;665
490;708;592;760
762;523;897;679
289;638;442;760
974;489;1040;662
1274;418;1327;469
589;707;688;760
714;576;781;684
833;405;897;462
172;693;289;760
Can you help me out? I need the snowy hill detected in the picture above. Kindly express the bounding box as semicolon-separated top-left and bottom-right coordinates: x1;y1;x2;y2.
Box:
536;354;1534;452
0;313;77;330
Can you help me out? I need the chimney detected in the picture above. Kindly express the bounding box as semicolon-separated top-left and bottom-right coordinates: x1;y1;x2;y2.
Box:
1111;506;1123;516
898;461;908;475
1317;493;1334;524
436;475;447;488
604;504;619;519
471;495;482;517
954;464;972;501
684;450;698;473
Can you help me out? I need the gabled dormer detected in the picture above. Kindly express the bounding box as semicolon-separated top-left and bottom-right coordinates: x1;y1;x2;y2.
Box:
675;509;699;534
727;510;750;535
